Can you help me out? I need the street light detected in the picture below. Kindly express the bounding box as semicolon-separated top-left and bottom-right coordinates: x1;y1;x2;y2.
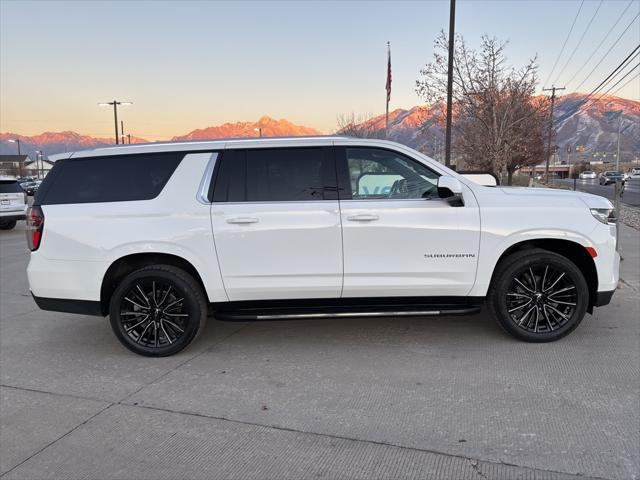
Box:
7;139;23;177
34;150;46;179
98;100;132;145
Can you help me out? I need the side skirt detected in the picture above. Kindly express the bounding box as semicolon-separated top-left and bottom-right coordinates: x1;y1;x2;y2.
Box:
210;296;484;321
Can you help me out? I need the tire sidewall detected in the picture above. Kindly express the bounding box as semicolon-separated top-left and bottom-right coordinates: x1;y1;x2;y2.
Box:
491;252;589;342
109;268;204;356
0;220;17;230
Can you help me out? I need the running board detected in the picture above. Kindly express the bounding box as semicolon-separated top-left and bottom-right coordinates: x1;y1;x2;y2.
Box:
214;306;480;321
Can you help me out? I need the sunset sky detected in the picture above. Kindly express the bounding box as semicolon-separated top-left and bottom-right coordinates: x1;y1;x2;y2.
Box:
1;0;639;140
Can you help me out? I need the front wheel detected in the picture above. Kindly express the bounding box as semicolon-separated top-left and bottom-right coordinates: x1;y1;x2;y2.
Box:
487;249;589;342
109;265;207;356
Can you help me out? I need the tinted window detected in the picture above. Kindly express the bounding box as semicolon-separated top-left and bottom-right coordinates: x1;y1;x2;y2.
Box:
247;148;327;201
344;148;439;200
39;153;183;205
0;181;23;194
212;148;335;202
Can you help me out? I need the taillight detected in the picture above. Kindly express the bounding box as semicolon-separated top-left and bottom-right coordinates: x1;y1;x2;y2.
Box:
26;206;44;251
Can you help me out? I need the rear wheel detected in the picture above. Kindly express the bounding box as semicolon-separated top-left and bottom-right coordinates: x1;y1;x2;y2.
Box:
488;249;589;342
0;220;17;230
109;265;207;356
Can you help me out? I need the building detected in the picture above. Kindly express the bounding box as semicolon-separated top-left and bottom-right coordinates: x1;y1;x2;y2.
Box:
0;155;29;177
24;157;54;177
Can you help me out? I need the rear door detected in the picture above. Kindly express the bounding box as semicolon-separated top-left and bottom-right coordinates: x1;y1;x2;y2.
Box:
210;147;343;301
336;146;480;298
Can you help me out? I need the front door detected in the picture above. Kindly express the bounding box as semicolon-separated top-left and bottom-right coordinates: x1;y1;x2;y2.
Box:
337;146;480;298
210;147;343;301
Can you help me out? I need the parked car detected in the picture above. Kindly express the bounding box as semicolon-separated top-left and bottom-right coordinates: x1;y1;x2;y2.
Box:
27;138;620;356
579;171;597;180
20;181;39;196
599;171;625;185
0;177;28;230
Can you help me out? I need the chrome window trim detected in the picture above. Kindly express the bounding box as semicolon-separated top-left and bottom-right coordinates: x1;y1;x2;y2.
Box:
196;152;219;205
213;200;340;206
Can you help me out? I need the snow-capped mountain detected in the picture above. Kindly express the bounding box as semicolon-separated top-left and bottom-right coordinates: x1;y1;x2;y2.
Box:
342;93;639;162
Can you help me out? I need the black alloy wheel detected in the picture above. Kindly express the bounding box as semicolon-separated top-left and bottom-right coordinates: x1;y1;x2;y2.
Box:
109;265;206;356
488;249;589;342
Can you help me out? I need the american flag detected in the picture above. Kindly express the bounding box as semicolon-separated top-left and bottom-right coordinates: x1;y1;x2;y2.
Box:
385;44;392;104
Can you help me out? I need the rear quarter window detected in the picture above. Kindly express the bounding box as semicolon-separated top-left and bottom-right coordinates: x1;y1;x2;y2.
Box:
37;152;184;205
0;181;23;194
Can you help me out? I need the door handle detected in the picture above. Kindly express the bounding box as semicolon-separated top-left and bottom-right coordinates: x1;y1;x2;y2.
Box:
226;217;259;224
347;214;379;222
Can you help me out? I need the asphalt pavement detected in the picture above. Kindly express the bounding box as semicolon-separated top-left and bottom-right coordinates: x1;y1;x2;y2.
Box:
1;222;639;480
554;177;640;207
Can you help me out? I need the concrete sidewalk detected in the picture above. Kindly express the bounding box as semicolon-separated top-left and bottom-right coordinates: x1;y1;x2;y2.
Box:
1;223;638;480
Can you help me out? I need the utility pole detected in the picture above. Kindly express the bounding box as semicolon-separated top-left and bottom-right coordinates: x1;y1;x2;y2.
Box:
7;139;22;177
98;100;132;145
543;86;565;183
121;120;125;145
444;0;456;167
615;110;622;171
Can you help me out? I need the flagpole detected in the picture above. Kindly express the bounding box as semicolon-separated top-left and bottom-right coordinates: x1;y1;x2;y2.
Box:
385;41;391;139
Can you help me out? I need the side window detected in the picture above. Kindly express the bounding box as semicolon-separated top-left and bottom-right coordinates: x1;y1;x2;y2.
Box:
344;148;439;200
247;148;330;202
212;148;336;202
38;153;184;205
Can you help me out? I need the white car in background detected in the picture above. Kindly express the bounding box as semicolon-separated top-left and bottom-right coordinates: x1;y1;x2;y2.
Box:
26;137;620;356
579;171;597;180
0;177;28;230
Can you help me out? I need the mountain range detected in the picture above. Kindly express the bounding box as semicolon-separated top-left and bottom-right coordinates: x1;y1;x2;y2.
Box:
1;94;637;161
346;93;639;163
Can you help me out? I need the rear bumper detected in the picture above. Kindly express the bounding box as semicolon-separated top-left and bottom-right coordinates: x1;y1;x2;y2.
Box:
31;293;104;317
594;289;616;307
0;213;25;222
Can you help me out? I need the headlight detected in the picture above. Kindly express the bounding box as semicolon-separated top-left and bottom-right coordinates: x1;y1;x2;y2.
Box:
590;208;616;225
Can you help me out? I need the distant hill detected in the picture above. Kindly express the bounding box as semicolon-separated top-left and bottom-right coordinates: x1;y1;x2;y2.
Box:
341;93;640;163
0;116;321;158
2;97;637;161
0;131;148;158
171;116;321;141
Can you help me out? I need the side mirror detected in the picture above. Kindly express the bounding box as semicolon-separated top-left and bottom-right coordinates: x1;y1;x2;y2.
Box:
437;176;462;197
437;176;464;206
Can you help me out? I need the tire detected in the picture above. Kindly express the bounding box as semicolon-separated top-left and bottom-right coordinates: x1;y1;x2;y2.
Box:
109;265;207;356
487;249;589;342
0;220;17;230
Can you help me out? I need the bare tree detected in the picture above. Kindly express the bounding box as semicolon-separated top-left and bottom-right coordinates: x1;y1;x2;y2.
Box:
335;113;385;139
416;33;550;184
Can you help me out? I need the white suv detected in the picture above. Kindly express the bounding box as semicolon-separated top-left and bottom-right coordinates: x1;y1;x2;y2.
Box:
0;177;28;230
27;138;619;356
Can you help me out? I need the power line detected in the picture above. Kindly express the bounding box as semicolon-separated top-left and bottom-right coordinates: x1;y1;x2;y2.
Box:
598;62;640;98
552;0;603;86
587;56;640;105
543;0;584;87
579;45;640;110
574;12;640;91
565;0;634;87
609;71;640;97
